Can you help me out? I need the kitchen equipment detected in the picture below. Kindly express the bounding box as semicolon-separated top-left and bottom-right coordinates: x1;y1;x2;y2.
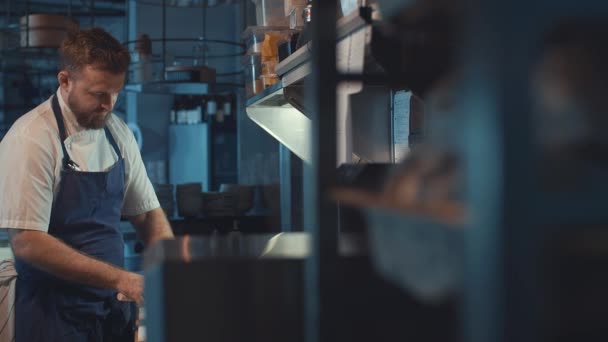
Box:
154;183;175;218
295;1;312;48
219;184;254;215
164;65;216;83
242;26;296;55
262;58;278;75
260;74;280;88
201;192;238;217
131;34;154;83
176;183;203;217
144;234;457;342
284;0;307;16
243;53;264;97
251;0;290;26
262;183;280;214
19;14;78;48
284;0;307;28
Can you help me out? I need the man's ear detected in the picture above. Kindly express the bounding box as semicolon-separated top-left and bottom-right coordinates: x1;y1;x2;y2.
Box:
57;70;70;91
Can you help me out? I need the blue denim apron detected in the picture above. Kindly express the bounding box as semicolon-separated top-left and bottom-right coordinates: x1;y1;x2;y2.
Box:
14;95;136;341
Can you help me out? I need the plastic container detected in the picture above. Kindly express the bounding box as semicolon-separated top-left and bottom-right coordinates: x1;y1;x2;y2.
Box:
284;0;307;28
242;26;296;55
287;6;307;29
260;74;280;88
251;0;289;26
262;59;278;75
284;0;307;16
243;53;264;98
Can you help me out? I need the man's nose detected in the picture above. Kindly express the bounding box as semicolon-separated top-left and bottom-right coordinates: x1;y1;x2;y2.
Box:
100;94;114;111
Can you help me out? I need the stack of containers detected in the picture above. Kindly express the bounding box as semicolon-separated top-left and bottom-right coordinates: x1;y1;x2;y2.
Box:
242;0;305;98
284;0;307;29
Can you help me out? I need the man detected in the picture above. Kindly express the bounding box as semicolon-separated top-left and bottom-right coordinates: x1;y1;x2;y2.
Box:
0;27;174;341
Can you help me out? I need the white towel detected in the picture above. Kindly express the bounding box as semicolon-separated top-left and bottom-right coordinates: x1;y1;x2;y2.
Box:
0;259;17;342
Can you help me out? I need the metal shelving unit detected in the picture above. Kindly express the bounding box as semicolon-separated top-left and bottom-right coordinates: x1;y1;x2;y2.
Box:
123;0;244;95
303;1;338;341
244;8;376;164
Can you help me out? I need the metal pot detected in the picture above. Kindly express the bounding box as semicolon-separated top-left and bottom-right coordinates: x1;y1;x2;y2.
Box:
20;14;78;48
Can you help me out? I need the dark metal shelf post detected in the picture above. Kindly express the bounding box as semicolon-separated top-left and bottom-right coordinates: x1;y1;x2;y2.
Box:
304;1;339;342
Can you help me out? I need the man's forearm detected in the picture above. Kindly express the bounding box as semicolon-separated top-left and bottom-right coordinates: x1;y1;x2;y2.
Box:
9;229;129;290
129;207;174;247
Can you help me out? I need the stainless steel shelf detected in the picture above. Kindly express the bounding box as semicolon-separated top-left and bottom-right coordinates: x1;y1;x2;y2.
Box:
143;232;366;269
245;82;284;107
245;82;312;162
275;7;372;86
124;81;242;95
244;8;375;164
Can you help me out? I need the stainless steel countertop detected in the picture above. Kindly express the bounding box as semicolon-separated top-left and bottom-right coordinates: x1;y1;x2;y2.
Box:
143;232;368;269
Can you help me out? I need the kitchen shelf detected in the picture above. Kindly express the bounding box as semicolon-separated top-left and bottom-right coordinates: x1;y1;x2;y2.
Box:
245;82;284;107
143;232;365;268
245;82;312;162
275;7;372;86
124;81;242;95
244;7;376;164
246;8;374;104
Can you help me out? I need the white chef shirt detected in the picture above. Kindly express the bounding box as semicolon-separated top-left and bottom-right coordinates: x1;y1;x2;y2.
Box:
0;89;160;232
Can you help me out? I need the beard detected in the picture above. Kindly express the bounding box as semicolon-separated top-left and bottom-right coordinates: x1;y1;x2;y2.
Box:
67;94;111;129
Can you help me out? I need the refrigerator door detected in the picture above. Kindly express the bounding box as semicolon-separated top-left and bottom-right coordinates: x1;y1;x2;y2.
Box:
169;123;210;191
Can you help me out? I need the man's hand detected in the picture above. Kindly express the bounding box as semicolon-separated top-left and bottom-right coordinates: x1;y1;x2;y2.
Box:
9;229;144;300
116;271;144;306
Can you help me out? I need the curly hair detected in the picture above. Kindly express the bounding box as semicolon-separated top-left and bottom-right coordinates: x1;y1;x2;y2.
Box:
59;27;130;74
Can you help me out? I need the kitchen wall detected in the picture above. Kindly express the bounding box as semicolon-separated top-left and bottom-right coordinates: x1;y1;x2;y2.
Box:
127;1;241;183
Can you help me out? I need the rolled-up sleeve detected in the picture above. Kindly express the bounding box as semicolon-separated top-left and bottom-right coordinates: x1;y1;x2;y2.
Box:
0;133;55;231
121;130;160;216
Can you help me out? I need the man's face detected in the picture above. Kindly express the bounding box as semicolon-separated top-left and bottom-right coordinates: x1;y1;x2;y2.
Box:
61;65;125;129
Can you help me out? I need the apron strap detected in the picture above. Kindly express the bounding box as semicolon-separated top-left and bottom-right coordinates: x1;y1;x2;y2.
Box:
104;126;122;158
51;95;73;169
